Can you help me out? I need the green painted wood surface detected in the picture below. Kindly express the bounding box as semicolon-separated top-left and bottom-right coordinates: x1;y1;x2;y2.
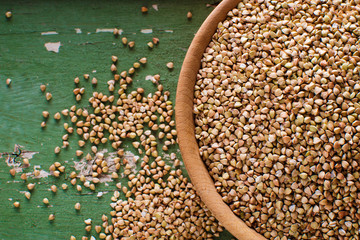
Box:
0;0;234;239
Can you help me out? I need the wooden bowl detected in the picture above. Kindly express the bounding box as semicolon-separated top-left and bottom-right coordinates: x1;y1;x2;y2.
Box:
175;0;267;239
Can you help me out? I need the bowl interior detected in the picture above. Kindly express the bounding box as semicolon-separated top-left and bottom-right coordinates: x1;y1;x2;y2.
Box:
175;0;266;239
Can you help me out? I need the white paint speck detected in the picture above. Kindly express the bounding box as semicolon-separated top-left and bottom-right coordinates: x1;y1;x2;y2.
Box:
164;30;173;33
41;31;58;35
96;28;123;34
75;28;82;34
152;4;159;11
45;42;61;53
141;29;153;34
145;75;155;81
92;70;97;73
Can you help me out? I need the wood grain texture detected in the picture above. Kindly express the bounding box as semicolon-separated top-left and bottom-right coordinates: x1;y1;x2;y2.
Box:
0;0;234;239
176;0;267;239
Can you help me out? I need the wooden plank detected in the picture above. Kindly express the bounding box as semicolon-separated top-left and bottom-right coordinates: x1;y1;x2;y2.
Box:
0;0;234;239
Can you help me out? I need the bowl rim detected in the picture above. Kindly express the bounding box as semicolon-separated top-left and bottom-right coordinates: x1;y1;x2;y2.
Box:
175;0;266;239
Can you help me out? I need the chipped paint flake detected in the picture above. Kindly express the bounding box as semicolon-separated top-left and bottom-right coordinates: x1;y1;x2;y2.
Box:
97;191;108;198
141;29;153;34
152;4;159;11
22;151;38;159
145;75;155;81
75;28;82;34
73;149;125;183
96;28;123;34
1;145;39;173
41;31;58;35
123;151;139;174
45;42;61;53
28;169;51;179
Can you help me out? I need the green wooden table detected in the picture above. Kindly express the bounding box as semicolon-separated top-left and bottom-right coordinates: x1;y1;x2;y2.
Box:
0;0;234;239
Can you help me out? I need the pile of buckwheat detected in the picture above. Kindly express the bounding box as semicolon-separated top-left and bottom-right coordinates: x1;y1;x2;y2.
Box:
35;38;225;239
194;0;360;239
